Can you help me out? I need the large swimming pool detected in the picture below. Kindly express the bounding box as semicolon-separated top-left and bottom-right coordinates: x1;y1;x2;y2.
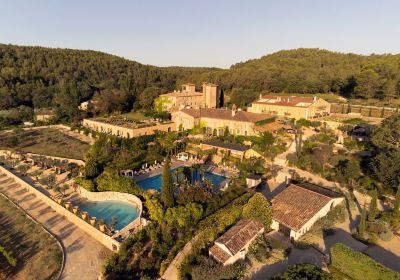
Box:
136;171;227;192
75;200;140;231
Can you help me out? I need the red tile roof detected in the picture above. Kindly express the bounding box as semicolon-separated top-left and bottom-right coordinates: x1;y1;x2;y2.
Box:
202;140;250;152
255;122;291;133
271;184;335;230
160;91;203;97
178;108;274;123
209;244;232;264
253;95;317;108
215;219;264;256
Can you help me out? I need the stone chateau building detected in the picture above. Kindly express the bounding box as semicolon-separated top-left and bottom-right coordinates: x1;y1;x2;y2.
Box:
171;107;274;136
248;95;330;119
154;83;220;111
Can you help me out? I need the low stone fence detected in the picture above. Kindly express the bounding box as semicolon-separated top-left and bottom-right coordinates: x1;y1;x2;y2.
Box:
25;152;85;165
77;187;143;237
0;166;121;251
0;149;85;166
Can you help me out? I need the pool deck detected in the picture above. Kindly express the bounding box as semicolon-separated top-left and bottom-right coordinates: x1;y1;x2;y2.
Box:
134;160;200;181
134;160;239;193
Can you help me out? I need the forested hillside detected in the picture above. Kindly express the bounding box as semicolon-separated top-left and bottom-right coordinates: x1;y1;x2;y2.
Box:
0;44;214;121
185;49;400;106
1;45;400;123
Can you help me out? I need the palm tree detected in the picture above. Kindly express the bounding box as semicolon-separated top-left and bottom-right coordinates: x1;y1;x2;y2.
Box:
199;164;206;182
204;178;213;191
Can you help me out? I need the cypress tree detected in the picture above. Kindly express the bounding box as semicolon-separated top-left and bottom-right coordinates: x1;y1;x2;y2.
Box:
161;157;174;208
393;186;400;219
358;205;367;239
368;189;378;222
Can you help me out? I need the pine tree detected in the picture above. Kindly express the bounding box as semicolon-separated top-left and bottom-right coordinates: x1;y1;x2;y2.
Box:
368;189;378;222
358;205;367;239
393;186;400;219
161;157;174;208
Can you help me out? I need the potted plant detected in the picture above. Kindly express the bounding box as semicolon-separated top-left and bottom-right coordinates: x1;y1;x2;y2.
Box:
99;219;106;232
73;205;79;214
81;211;88;221
64;201;71;210
56;197;63;204
90;216;97;226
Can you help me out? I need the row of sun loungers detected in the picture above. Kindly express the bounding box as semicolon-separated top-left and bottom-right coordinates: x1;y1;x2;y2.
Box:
133;162;165;175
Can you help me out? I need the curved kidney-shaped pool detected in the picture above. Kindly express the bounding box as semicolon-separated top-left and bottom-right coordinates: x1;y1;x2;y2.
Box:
75;200;139;231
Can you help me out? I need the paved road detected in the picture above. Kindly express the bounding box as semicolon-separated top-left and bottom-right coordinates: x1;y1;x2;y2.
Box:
0;174;108;280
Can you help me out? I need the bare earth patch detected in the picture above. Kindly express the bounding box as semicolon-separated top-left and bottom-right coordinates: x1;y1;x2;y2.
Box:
0;128;89;160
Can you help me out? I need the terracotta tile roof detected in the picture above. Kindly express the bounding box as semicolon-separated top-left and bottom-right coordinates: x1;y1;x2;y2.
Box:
178;108;274;123
255;122;291;133
160;91;203;97
253;95;318;108
271;183;335;231
209;244;232;263
202;82;217;87
202;140;250;152
215;219;264;256
35;108;55;115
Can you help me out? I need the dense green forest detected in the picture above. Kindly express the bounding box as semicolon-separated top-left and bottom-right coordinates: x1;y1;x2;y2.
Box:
1;45;400;123
0;44;214;121
187;48;400;106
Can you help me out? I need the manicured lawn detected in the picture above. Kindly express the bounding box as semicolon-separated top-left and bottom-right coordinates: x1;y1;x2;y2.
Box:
0;194;62;279
118;111;150;121
0;128;89;159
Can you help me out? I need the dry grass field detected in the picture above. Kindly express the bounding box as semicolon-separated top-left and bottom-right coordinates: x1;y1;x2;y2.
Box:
0;128;89;159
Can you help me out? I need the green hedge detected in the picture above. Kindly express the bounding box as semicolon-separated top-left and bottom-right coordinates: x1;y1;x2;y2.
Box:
330;243;400;280
0;244;17;267
255;117;276;126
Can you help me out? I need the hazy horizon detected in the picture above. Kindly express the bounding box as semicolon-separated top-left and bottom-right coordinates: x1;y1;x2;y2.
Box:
1;0;399;68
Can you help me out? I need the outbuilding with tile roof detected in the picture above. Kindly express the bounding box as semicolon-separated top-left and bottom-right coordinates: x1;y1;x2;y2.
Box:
209;219;264;266
271;182;344;241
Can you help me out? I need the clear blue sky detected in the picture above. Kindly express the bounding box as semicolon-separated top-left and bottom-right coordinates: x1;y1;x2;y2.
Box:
1;0;399;68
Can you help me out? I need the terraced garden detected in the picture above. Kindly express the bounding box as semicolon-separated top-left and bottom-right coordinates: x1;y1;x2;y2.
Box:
0;193;62;280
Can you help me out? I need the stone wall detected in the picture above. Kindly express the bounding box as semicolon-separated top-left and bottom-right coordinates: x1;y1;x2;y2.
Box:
0;166;121;251
0;150;85;166
83;119;176;138
330;103;399;118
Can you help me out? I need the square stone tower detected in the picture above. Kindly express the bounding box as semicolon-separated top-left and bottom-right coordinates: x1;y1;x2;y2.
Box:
181;83;196;93
202;82;218;108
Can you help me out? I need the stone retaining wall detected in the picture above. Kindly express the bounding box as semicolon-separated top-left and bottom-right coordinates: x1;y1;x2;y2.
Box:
0;166;121;251
0;150;85;166
330;103;399;118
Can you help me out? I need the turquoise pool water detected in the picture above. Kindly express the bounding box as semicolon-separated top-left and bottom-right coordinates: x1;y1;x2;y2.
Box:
136;171;227;192
75;200;139;231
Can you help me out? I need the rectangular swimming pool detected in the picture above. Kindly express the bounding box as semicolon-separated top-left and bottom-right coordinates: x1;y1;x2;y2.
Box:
136;171;227;192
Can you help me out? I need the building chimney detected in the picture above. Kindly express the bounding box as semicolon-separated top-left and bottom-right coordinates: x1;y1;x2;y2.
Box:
313;96;317;102
259;94;262;100
232;104;237;116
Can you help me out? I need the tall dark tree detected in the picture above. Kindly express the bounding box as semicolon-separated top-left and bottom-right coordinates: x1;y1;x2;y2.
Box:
393;186;400;219
161;157;174;208
368;189;378;222
358;205;367;239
